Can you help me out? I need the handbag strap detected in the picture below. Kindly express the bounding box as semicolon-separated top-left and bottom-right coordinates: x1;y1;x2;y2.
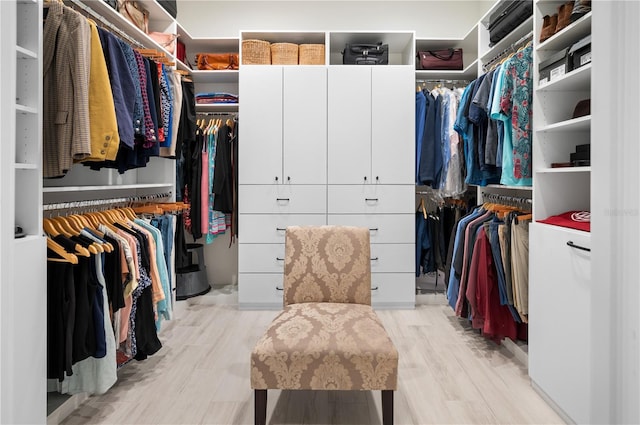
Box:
428;49;456;60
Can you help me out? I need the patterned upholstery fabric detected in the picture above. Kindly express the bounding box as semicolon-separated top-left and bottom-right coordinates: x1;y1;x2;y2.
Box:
251;302;398;391
283;226;371;306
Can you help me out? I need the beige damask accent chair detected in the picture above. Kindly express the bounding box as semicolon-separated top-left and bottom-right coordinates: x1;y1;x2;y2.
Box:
250;225;398;425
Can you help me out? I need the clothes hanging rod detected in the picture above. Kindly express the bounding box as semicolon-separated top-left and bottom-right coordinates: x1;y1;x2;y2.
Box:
43;192;173;211
482;191;532;205
483;30;534;72
196;112;238;116
64;0;146;49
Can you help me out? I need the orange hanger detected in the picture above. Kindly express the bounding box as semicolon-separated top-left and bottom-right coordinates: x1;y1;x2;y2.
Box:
47;237;79;264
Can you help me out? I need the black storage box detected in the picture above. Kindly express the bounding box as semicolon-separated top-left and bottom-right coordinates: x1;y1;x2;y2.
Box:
569;35;591;70
487;0;533;46
570;151;590;162
575;143;590;153
158;0;177;18
539;49;570;85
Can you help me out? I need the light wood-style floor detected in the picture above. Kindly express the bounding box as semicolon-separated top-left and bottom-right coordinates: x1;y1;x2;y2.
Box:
60;285;564;425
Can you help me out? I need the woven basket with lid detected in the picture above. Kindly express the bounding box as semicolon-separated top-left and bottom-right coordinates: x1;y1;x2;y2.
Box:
270;42;299;65
242;39;271;64
299;44;325;65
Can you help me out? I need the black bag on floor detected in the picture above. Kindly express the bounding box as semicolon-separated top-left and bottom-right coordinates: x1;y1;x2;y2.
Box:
488;0;533;46
158;0;177;18
342;43;389;65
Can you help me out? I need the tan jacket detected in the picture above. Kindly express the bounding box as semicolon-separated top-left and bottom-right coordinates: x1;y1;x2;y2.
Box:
43;3;91;178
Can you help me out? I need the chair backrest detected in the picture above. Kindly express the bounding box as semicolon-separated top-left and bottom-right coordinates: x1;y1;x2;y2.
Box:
283;225;371;306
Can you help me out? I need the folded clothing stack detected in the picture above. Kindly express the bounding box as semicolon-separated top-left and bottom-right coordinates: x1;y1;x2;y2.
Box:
195;92;239;104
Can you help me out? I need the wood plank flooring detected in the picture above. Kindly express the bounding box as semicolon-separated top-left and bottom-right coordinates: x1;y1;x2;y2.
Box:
59;287;564;425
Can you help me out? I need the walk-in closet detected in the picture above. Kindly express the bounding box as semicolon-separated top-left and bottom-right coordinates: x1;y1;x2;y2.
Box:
0;0;638;424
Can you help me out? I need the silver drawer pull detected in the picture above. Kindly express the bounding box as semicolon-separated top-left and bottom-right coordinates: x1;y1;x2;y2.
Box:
371;286;379;291
276;198;290;202
365;198;379;202
276;286;284;291
567;241;590;252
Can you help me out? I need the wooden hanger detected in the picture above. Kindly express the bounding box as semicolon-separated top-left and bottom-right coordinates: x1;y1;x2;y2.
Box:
47;237;79;264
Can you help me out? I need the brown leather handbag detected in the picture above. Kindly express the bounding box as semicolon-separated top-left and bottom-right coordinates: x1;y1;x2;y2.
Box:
117;0;149;34
417;49;463;70
195;53;240;70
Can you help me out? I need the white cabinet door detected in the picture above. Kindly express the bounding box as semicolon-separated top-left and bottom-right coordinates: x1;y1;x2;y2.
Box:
327;185;414;214
371;66;415;185
328;66;371;184
238;273;285;309
370;273;415;309
529;222;591;424
239;214;327;244
238;244;286;273
239;185;326;214
239;66;283;184
327;214;414;244
283;66;327;185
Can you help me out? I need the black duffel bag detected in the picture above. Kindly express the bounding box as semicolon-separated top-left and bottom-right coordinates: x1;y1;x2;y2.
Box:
342;43;389;65
158;0;177;18
488;0;533;46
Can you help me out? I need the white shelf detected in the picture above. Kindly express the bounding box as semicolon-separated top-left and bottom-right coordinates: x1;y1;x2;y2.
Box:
43;183;173;193
537;12;591;52
537;115;591;133
415;59;478;81
533;221;591;237
176;58;191;72
17;0;37;3
16;45;37;59
14;234;43;244
538;63;591;91
536;166;591;174
15;104;38;114
14;163;38;170
480;15;534;64
415;23;478;58
485;184;533;190
195;103;239;113
192;69;239;84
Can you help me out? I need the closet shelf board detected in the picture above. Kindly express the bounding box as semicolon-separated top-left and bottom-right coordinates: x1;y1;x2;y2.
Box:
537;12;591;52
14;234;44;245
537;115;591;133
415;23;478;56
195;103;239;113
415;59;478;81
192;70;239;84
485;184;532;190
537;63;591;92
176;58;190;73
182;36;240;54
532;221;591;238
14;163;38;170
479;15;534;64
15;104;38;114
42;183;173;193
17;0;37;3
536;166;591;174
16;46;37;59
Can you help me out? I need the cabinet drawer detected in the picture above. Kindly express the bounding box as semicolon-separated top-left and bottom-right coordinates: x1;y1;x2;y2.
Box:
529;222;590;425
327;185;414;214
371;273;415;308
327;214;414;243
239;214;327;243
238;273;284;309
238;244;285;273
239;185;326;214
370;244;415;273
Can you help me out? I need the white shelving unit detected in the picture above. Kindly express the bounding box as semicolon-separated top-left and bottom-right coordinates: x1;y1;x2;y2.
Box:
529;1;592;424
1;1;45;423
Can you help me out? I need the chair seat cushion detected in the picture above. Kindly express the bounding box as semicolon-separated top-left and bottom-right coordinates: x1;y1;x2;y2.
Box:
251;303;398;391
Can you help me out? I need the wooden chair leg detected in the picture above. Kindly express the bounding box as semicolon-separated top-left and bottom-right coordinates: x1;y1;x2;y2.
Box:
382;390;394;425
255;389;267;425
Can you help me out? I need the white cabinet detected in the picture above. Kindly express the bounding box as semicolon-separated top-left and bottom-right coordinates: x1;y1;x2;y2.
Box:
328;66;414;185
239;65;327;185
529;222;591;424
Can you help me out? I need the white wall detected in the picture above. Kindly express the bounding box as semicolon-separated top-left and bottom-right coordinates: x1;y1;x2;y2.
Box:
177;1;494;39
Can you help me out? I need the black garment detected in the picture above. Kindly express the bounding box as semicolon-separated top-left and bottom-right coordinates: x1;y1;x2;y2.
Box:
175;79;196;161
89;257;107;359
133;284;162;360
213;124;234;213
174;212;189;270
444;213;462;291
103;235;125;313
418;91;437;186
47;260;76;381
147;58;162;132
70;256;97;364
232;121;239;238
189;131;204;240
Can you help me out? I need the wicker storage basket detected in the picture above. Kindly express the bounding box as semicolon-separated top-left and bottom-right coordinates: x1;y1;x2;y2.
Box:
299;44;325;65
271;42;299;65
242;39;271;64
